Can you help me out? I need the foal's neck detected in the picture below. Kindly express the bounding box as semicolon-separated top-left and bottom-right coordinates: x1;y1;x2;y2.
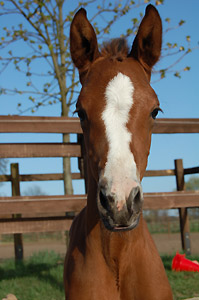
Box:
85;166;100;231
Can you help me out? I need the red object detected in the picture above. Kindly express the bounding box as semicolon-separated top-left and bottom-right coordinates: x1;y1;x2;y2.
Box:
172;253;199;272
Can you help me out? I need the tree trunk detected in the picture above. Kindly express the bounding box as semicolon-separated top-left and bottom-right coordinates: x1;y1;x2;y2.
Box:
57;1;74;197
63;132;74;195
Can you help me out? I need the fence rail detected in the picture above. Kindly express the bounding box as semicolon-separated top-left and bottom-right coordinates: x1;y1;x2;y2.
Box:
0;216;73;234
0;191;198;216
0;143;81;158
153;118;199;133
0;172;82;182
0;116;82;133
0;190;199;235
1;167;198;183
0;116;199;134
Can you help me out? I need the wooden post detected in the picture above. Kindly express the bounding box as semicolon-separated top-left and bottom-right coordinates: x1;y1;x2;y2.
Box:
11;163;24;261
174;159;191;255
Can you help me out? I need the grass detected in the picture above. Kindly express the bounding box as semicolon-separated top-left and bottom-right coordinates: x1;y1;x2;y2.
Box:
1;232;64;243
147;219;199;234
0;251;199;300
0;251;65;300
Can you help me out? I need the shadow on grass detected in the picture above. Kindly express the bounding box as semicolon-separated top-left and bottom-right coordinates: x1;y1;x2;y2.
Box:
0;251;64;292
161;255;173;271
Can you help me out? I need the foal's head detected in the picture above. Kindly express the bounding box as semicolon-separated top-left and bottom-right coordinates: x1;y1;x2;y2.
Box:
70;5;162;231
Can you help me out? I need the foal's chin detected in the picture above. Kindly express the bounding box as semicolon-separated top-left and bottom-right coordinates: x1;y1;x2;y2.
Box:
101;213;141;232
104;215;141;232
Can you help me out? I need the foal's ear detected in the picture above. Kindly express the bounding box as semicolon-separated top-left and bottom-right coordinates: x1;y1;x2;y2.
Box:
129;5;162;78
70;8;100;83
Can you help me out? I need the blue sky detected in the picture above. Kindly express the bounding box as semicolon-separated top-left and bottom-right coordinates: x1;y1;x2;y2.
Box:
0;0;198;197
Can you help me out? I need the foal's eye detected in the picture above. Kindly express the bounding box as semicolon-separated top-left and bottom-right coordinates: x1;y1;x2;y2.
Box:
77;109;87;122
151;108;162;120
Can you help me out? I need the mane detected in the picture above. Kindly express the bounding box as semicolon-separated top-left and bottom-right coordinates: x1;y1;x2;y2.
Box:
101;38;129;61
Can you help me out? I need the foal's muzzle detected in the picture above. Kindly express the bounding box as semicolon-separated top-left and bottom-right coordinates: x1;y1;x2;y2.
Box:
97;182;143;232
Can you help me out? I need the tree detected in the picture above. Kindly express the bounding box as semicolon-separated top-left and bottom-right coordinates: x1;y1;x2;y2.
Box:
186;175;199;218
0;159;8;189
0;0;197;195
185;175;199;191
0;158;7;174
22;184;47;196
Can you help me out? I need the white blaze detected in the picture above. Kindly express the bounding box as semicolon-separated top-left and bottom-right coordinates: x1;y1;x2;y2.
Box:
102;72;138;208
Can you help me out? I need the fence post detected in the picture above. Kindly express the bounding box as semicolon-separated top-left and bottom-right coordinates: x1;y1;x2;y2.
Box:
174;159;191;255
11;163;24;261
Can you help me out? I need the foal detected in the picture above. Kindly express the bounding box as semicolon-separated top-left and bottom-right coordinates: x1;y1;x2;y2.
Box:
64;5;173;300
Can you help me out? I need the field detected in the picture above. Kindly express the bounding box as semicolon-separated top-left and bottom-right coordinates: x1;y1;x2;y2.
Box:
0;251;64;300
0;251;199;300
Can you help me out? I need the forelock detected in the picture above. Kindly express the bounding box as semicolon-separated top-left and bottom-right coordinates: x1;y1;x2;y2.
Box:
101;38;129;62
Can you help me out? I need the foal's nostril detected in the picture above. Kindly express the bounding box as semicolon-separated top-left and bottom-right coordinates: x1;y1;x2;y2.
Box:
99;190;109;210
134;187;141;204
127;186;142;213
99;190;115;211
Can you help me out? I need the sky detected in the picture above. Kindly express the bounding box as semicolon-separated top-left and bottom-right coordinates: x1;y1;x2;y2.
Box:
0;0;199;198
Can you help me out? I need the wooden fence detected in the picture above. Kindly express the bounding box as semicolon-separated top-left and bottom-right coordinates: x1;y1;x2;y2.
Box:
0;116;199;258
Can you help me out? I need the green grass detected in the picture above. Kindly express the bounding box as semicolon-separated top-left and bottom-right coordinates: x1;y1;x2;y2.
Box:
0;251;65;300
0;252;199;300
1;232;64;243
147;219;199;234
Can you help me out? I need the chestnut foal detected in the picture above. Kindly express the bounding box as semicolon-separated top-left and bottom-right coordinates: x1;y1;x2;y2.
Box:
64;5;173;300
